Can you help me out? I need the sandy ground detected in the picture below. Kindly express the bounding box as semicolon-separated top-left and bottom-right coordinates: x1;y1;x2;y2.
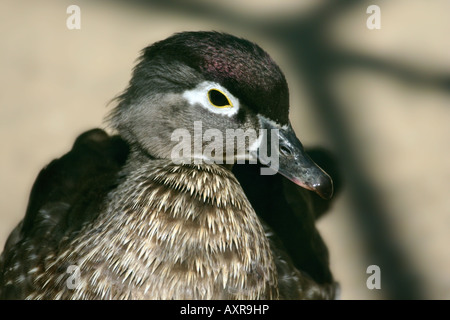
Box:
1;0;449;299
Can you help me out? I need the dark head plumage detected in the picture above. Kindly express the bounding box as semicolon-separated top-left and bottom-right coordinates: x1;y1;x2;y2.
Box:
114;31;289;125
159;32;290;124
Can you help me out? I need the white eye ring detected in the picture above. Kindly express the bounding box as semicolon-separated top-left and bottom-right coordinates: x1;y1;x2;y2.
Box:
182;81;239;117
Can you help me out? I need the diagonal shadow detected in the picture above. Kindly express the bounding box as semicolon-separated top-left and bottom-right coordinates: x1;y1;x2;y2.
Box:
111;0;450;299
332;49;450;91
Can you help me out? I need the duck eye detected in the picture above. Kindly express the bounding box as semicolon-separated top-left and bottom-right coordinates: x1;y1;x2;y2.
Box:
208;89;232;108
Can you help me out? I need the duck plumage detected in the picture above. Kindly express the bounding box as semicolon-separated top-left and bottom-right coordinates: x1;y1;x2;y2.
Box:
0;32;339;299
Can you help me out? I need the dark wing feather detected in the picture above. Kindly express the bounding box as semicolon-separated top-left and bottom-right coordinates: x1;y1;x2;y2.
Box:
0;129;129;299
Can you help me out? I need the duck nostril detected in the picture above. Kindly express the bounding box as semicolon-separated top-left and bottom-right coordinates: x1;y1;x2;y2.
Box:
279;145;292;157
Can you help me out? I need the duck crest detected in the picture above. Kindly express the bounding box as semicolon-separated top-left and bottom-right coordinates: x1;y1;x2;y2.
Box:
28;160;278;299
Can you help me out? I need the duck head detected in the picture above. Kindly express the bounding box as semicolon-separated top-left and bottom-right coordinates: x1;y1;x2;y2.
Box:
108;31;333;199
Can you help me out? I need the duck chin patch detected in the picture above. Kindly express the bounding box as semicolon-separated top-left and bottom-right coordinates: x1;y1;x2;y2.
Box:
182;81;239;117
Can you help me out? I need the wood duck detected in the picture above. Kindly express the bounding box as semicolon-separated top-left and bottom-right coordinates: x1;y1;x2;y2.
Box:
0;32;339;299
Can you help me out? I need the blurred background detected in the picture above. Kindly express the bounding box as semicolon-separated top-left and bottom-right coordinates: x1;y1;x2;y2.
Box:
1;0;449;299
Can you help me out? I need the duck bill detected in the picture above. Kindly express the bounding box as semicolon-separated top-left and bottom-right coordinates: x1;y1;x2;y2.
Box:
256;116;334;200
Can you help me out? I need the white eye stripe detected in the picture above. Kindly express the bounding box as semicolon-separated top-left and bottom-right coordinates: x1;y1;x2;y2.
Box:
182;81;239;117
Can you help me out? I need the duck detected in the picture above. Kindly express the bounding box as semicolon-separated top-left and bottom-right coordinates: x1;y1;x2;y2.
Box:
0;31;339;300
